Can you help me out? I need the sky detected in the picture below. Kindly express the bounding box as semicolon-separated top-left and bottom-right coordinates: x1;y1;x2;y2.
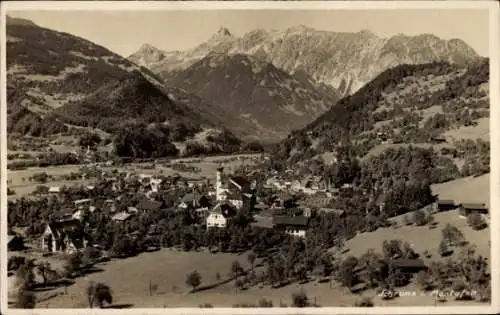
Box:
8;9;490;57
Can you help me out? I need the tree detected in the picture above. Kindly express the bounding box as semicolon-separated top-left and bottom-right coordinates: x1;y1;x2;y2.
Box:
258;299;273;307
438;239;453;257
186;270;202;292
64;252;82;278
79;132;101;150
16;260;35;289
235;278;245;291
442;224;466;247
382;240;403;259
336;256;358;288
402;215;411;225
37;261;54;285
466;213;487;230
292;289;309;307
354;297;374;307
87;282;113;308
15;288;36;308
412;210;427;226
294;262;308;283
247;252;257;269
415;270;434;291
359;249;383;288
230;260;244;278
402;242;418;259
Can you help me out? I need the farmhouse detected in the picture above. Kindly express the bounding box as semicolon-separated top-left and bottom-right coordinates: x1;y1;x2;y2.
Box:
459;203;488;217
41;220;87;254
390;259;428;274
436;199;456;212
272;215;310;238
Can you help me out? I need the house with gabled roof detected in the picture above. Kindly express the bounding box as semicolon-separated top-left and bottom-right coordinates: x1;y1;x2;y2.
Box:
272;215;310;238
41;219;87;254
137;198;162;213
112;211;134;222
206;202;237;229
459;202;488;217
178;193;211;210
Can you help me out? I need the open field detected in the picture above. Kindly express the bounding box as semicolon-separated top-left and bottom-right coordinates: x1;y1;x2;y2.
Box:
343;209;490;262
7;153;262;200
25;248;484;308
431;173;490;208
444;117;489;142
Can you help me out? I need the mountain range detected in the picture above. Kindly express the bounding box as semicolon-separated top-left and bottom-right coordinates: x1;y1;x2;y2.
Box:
6;16;485;149
165;52;340;140
129;25;480;96
6;16;242;152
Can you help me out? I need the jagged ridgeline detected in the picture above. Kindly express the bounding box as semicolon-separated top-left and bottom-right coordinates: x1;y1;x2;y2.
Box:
130;26;480;97
275;59;489;164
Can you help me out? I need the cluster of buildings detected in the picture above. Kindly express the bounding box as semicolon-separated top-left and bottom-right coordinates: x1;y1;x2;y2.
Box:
14;158;491;256
37;165;258;254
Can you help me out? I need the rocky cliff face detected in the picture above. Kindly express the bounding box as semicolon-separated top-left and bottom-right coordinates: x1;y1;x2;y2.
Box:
166;53;340;141
129;25;480;95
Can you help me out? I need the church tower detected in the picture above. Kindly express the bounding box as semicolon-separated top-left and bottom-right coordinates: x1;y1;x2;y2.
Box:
216;166;224;202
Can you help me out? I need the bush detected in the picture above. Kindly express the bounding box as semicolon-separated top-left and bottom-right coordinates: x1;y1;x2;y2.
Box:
402;215;411;225
292;289;309;307
438;239;453;257
415;270;434;291
442;224;466;247
466;213;487;230
186;270;202;292
382;240;403;259
15;288;36;308
258;299;273;307
412;210;427;226
354;297;374;307
8;256;26;271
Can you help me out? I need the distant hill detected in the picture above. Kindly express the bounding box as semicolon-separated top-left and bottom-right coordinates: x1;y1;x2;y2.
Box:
6;16;242;153
165;52;340;140
130;26;481;96
274;59;489;165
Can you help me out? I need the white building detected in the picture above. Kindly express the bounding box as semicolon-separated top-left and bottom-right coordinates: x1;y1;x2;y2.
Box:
206;212;227;229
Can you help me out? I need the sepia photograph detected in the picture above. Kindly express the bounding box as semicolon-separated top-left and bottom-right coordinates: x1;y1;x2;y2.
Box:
1;1;498;313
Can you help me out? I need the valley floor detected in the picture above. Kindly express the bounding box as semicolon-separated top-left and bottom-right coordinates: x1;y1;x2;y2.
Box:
16;242;488;308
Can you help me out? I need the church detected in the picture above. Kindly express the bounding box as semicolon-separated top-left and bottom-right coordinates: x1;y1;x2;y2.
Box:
215;166;256;210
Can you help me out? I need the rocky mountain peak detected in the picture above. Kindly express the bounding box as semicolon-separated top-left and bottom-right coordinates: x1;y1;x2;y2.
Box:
217;26;232;37
138;43;162;53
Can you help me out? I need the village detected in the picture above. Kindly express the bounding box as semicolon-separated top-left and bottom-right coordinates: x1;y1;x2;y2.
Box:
8;147;490;258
